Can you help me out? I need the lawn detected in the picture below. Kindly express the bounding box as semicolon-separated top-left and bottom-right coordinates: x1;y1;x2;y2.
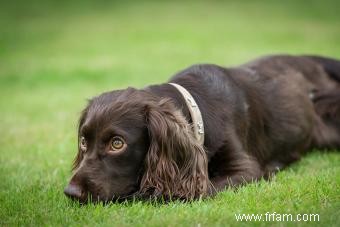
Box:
0;0;339;226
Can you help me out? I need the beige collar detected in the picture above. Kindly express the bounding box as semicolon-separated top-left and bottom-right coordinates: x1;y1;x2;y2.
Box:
169;83;205;145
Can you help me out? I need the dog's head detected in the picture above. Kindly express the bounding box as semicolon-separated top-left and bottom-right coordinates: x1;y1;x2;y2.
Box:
64;88;210;203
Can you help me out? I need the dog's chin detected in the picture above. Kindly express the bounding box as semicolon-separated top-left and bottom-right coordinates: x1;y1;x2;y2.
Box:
86;188;140;204
72;194;134;205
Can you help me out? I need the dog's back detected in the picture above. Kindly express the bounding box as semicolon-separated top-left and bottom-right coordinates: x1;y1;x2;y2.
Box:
170;55;340;162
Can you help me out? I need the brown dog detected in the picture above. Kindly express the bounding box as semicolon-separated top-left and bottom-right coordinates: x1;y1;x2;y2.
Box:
64;55;340;203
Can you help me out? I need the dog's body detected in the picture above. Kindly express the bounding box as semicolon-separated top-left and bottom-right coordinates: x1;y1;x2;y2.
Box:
65;55;340;202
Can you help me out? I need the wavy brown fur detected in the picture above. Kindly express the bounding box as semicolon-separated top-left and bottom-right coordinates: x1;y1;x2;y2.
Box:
139;99;210;199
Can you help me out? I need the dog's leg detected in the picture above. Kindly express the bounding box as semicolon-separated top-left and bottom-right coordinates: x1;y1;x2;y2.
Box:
312;90;340;149
209;152;264;193
210;164;263;193
306;56;340;149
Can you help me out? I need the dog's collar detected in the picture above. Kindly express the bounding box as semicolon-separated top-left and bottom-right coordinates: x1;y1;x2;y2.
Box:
169;83;205;145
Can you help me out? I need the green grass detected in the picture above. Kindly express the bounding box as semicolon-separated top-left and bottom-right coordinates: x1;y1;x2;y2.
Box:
0;0;340;226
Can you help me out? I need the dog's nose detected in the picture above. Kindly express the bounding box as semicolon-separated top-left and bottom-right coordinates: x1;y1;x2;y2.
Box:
64;183;83;200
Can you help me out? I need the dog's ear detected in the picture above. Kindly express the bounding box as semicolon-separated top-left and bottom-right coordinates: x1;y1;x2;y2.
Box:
72;104;90;171
139;99;210;200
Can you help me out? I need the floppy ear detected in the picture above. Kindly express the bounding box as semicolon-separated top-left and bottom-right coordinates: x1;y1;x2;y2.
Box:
72;104;89;171
139;99;211;200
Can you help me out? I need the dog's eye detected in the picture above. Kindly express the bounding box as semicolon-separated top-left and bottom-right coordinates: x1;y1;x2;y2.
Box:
110;136;125;151
80;136;87;152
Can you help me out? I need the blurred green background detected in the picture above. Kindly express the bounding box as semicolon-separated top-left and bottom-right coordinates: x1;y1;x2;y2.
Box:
1;0;339;226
